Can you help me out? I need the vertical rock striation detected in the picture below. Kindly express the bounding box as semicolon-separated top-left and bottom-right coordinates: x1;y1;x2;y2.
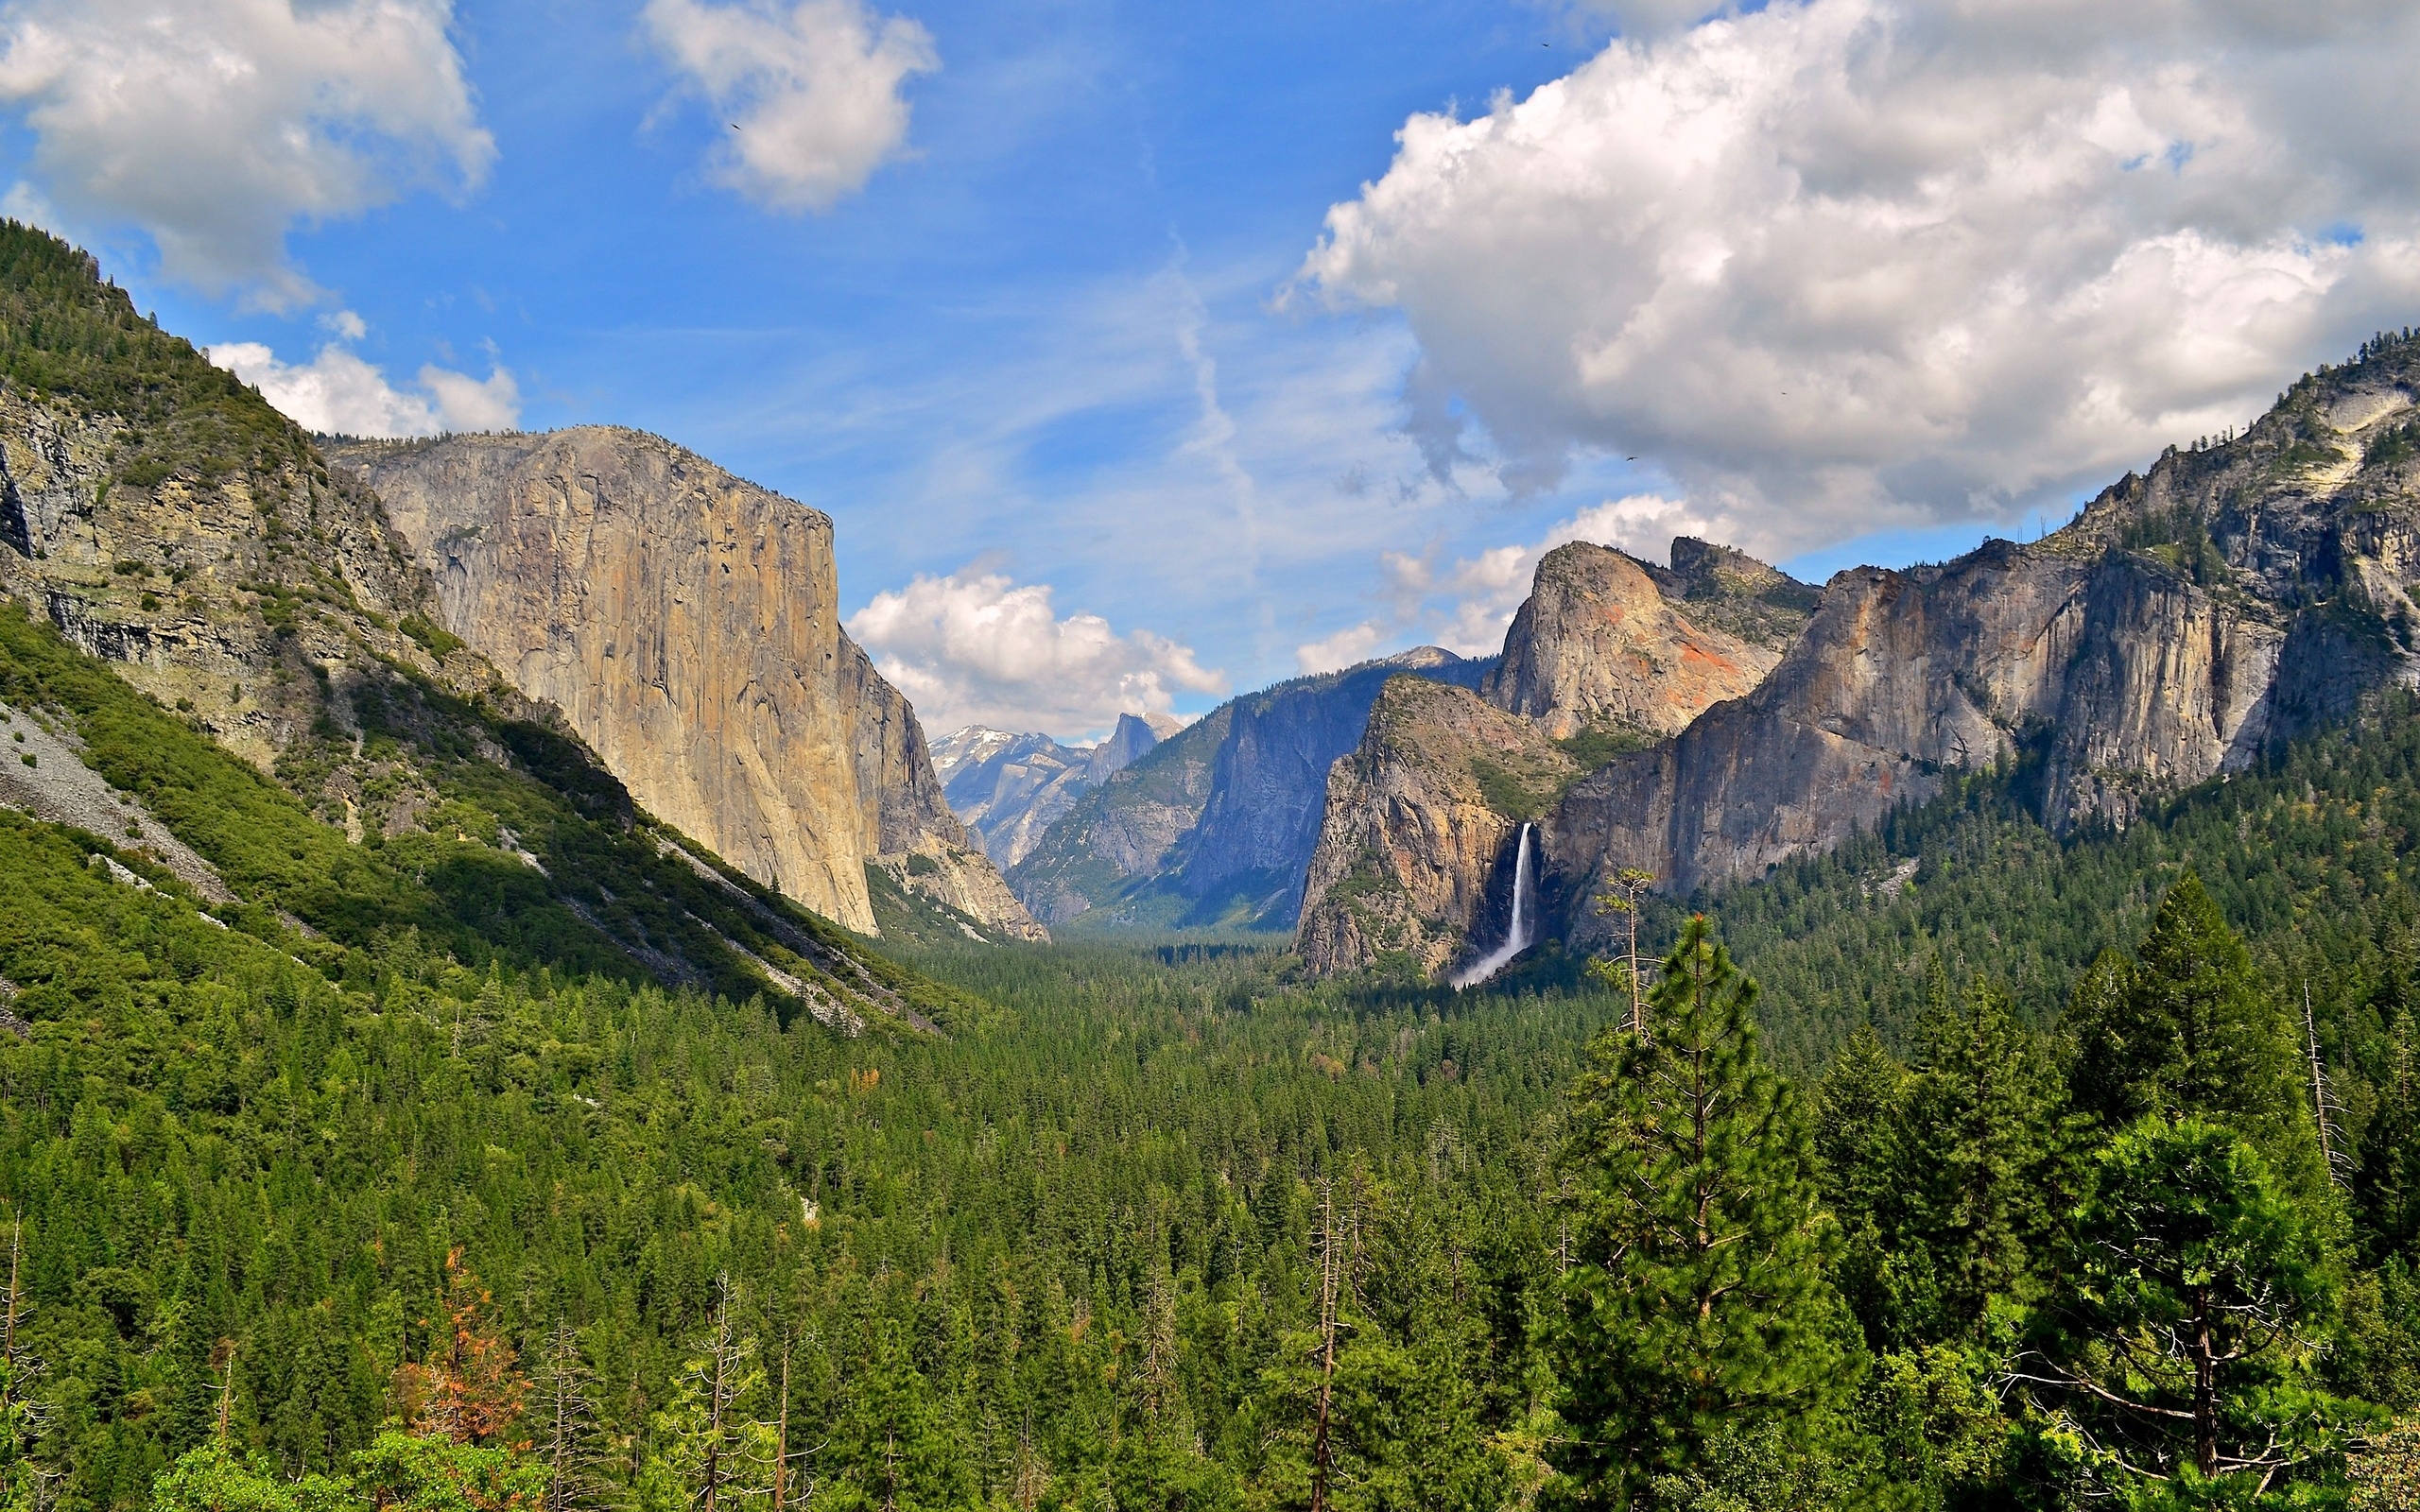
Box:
332;428;1044;939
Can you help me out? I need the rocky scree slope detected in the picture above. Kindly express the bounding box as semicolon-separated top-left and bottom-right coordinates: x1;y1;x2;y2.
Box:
1298;540;1814;976
934;711;1174;869
0;222;959;1028
1008;646;1491;930
331;429;1044;942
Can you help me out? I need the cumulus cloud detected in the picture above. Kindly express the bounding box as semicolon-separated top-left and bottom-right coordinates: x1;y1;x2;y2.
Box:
646;0;937;212
209;339;520;437
847;568;1227;741
1294;621;1384;676
1305;492;1723;665
1299;0;2420;555
0;0;492;308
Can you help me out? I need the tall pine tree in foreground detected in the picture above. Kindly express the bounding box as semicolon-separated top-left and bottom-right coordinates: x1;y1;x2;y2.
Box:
2066;872;2321;1197
2012;1119;2358;1501
1547;917;1847;1508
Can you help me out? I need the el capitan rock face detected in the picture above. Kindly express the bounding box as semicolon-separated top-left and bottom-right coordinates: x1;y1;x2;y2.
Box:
332;427;1044;940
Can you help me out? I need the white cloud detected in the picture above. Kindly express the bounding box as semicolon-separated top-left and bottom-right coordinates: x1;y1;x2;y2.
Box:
417;363;521;432
209;339;520;437
0;0;492;309
847;568;1226;742
646;0;937;213
1317;492;1725;662
1298;0;2420;557
1295;621;1383;676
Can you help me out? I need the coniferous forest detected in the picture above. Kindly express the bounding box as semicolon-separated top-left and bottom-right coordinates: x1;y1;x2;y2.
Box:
0;226;2415;1510
5;600;2420;1509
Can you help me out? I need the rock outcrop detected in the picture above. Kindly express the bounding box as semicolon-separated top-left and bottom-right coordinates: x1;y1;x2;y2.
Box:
935;712;1174;868
1295;677;1579;977
1483;540;1817;739
1530;344;2420;949
0;376;458;782
1300;343;2420;978
331;428;1045;940
1296;540;1813;976
1009;646;1491;929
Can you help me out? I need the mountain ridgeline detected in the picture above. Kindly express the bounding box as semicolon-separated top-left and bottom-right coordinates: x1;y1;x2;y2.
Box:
1279;343;2420;981
1004;645;1493;931
931;711;1178;870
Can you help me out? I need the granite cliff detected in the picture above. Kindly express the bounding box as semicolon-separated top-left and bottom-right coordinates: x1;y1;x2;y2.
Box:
332;429;1043;940
1484;539;1817;739
1298;541;1811;976
1009;646;1492;929
0;224;953;1025
1303;333;2420;978
934;712;1176;868
1294;677;1578;978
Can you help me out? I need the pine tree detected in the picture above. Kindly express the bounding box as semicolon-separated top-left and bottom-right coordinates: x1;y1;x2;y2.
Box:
1814;1028;1911;1350
532;1321;612;1512
1897;982;2062;1330
1547;917;1848;1508
2067;873;2315;1188
647;1277;772;1512
2011;1118;2357;1493
1814;1027;1905;1234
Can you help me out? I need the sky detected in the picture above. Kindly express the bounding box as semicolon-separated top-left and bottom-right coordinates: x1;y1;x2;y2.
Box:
6;0;2420;742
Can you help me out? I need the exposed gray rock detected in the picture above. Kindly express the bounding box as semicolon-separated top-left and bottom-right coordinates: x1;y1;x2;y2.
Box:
1010;647;1493;929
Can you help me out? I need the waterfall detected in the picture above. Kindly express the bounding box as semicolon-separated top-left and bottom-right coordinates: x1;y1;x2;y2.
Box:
1452;822;1535;989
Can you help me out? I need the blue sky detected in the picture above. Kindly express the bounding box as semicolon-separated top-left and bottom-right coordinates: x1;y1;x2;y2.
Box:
9;0;2420;740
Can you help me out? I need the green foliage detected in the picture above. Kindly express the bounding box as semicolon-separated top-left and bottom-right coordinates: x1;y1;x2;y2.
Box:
0;222;303;487
2013;1119;2362;1499
0;602;968;1028
2067;874;2321;1196
398;616;464;661
1553;723;1656;776
1549;919;1850;1506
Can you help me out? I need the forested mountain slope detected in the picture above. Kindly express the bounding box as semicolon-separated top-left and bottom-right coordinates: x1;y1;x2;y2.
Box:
1010;646;1492;931
0;220;965;1028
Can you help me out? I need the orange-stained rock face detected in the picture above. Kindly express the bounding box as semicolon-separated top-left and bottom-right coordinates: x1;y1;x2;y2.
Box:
1482;541;1806;740
336;427;1043;940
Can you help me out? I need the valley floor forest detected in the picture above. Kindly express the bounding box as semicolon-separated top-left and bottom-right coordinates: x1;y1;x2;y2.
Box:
0;222;2413;1510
